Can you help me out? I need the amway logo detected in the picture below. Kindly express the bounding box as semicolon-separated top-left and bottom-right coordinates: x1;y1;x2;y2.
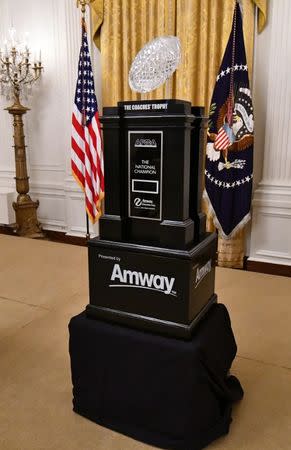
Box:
109;263;176;296
195;260;212;287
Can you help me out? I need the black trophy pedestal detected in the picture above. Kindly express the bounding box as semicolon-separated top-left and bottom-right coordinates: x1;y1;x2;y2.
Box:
87;232;217;339
86;99;217;339
68;99;243;449
69;304;244;450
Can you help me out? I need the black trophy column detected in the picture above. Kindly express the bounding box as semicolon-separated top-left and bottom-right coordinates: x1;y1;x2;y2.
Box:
99;100;206;250
190;107;207;241
99;107;125;241
159;105;207;248
158;109;194;248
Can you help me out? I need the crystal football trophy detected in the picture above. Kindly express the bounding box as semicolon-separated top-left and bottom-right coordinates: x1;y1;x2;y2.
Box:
86;36;217;339
128;36;181;93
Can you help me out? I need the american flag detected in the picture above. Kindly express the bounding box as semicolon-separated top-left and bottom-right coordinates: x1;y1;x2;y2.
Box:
71;19;104;223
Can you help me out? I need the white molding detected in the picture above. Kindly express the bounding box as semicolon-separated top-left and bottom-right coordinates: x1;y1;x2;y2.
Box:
250;211;291;266
248;256;291;266
0;168;15;176
256;249;291;260
30;189;65;199
40;219;66;232
30;165;64;172
66;191;85;200
253;208;291;218
0;188;15;224
250;0;291;267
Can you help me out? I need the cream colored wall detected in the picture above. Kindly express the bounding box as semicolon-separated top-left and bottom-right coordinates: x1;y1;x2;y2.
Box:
0;0;101;236
250;0;291;266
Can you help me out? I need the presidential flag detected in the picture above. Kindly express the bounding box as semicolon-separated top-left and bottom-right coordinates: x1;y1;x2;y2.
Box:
71;18;104;223
204;2;254;239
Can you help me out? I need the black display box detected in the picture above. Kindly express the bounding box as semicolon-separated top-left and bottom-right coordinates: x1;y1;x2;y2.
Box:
87;233;217;339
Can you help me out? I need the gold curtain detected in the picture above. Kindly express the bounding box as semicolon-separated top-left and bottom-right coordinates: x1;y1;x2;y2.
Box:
90;0;267;268
255;0;267;32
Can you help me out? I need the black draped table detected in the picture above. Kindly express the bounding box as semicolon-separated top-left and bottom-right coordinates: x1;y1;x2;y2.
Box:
69;304;243;450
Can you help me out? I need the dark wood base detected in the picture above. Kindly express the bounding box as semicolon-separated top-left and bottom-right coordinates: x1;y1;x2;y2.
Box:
246;259;291;278
0;224;15;236
44;230;87;246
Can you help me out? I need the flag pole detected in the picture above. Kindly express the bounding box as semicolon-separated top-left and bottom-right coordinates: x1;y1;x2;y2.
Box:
76;0;94;241
86;213;90;241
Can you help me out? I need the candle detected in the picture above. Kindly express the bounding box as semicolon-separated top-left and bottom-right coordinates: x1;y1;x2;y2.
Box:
9;27;16;47
4;40;8;57
39;49;41;63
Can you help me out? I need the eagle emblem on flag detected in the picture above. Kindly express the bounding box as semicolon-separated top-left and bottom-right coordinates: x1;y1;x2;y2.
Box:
204;3;254;239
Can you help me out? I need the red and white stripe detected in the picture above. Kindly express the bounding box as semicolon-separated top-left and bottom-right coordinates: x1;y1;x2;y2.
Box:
214;126;230;151
71;105;104;222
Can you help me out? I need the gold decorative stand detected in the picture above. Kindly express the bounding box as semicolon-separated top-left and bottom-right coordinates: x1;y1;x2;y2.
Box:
0;28;44;238
6;96;43;237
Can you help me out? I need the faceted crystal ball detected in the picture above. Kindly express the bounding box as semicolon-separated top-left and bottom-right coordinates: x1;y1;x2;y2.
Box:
129;36;181;93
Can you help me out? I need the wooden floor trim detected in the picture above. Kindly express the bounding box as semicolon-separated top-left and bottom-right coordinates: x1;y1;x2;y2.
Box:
0;225;87;247
44;230;87;246
246;259;291;277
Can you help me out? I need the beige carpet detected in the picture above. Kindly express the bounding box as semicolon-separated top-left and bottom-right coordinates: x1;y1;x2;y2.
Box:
0;234;290;450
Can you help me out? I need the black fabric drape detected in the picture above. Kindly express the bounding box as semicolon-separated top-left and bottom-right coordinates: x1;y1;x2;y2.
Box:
69;304;243;450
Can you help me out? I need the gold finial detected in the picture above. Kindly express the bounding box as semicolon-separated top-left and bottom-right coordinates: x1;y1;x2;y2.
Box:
76;0;94;15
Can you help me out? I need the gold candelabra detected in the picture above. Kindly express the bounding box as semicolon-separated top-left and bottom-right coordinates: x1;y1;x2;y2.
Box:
0;29;44;238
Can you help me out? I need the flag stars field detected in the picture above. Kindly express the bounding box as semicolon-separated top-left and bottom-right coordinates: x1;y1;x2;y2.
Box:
216;64;248;82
